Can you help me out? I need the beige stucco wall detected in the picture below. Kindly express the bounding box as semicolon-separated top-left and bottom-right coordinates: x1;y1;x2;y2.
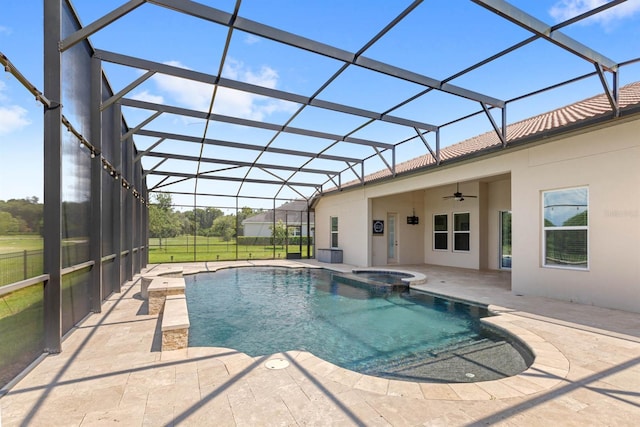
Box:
424;182;481;269
511;118;640;312
314;190;369;266
314;116;640;312
371;191;425;266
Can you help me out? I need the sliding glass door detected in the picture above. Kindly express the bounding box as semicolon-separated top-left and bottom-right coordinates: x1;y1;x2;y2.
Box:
500;211;512;269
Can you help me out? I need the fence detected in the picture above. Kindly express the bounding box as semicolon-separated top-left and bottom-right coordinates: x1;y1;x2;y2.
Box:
147;236;314;263
0;250;44;287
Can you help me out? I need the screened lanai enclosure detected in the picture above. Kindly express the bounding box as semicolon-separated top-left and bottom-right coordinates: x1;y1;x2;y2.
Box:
1;0;639;389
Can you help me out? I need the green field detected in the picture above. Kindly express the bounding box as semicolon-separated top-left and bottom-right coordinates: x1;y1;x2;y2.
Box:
0;235;44;286
0;234;43;254
0;234;313;286
148;235;313;263
0;281;44;388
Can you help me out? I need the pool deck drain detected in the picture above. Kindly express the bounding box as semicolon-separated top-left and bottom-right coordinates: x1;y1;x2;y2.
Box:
265;358;290;370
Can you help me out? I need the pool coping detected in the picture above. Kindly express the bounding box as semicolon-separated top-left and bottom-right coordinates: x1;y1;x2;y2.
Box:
164;262;569;401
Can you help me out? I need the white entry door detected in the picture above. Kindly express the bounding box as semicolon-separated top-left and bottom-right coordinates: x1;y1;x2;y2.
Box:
387;213;398;264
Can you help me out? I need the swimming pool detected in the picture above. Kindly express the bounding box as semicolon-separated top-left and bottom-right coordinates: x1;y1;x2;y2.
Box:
186;267;530;382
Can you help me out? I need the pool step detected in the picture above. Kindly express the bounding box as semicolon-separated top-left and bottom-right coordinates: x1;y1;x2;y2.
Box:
360;337;500;376
362;337;529;383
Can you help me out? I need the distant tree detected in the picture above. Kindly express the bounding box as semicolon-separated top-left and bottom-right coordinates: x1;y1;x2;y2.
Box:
177;211;193;236
0;197;43;233
148;194;180;248
211;215;236;242
0;211;21;234
270;219;288;248
154;193;173;211
184;207;224;235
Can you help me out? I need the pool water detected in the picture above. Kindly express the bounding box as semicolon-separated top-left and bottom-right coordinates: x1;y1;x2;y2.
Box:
186;267;529;382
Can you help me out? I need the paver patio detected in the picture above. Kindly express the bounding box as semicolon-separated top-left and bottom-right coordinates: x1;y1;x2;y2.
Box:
1;261;638;426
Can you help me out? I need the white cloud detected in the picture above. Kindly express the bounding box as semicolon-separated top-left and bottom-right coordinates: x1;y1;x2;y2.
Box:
131;90;164;104
0;81;31;134
0;105;31;135
152;60;215;112
0;25;11;35
223;58;278;88
549;0;640;27
150;59;297;121
244;34;261;45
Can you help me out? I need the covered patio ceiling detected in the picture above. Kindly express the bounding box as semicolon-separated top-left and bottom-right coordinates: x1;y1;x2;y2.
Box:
65;0;639;208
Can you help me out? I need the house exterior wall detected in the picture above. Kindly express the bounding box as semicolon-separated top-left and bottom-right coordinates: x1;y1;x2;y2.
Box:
314;116;640;313
371;191;425;266
314;190;369;266
243;223;271;238
511;118;640;313
243;222;312;238
424;182;481;269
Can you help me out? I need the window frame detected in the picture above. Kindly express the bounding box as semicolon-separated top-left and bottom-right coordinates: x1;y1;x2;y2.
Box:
453;212;471;252
542;186;589;270
433;213;448;251
330;216;339;249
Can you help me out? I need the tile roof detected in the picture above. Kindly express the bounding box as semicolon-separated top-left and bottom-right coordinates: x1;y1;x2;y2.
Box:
339;81;640;188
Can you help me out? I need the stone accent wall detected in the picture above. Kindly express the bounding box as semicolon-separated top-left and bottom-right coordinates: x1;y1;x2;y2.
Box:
143;275;191;351
162;328;189;351
149;287;185;315
148;277;186;315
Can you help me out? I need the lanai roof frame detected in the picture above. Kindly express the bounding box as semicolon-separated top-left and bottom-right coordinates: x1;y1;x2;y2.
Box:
52;0;637;207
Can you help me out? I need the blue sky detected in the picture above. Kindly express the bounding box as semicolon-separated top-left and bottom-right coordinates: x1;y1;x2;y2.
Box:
1;0;640;207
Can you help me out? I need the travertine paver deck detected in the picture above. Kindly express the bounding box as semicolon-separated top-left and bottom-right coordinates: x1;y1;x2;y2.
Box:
1;261;639;426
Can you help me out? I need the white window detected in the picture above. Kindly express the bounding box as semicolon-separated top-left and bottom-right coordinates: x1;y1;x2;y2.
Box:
453;212;470;252
543;187;588;269
288;226;300;237
433;214;448;251
330;216;338;248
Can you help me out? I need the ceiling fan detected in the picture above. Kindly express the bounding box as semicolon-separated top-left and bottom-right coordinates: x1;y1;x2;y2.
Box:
443;183;477;201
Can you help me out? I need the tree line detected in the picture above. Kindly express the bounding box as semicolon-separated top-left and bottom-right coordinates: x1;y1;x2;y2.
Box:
148;194;264;246
0;197;43;234
1;194;294;248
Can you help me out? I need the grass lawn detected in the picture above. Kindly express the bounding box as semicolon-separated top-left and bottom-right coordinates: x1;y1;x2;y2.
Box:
0;235;44;286
0;234;313;285
0;234;43;254
148;235;313;263
0;283;44;388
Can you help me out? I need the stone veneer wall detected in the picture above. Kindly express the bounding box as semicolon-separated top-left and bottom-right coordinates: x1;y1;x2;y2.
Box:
161;328;189;351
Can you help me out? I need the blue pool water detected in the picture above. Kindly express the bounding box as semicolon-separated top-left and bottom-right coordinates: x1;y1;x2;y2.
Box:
185;267;526;381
